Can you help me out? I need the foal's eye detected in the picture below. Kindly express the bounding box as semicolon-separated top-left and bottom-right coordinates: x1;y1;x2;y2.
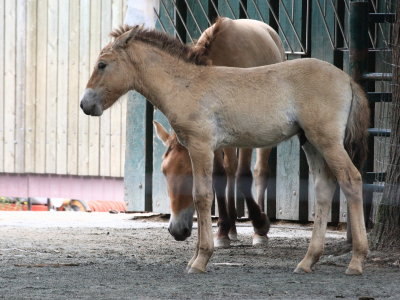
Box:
98;62;107;70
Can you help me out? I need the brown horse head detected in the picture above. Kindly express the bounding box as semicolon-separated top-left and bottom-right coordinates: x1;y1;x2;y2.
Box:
154;121;195;241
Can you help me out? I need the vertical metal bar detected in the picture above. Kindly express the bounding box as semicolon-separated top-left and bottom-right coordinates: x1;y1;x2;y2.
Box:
145;102;154;212
349;0;369;85
349;0;370;228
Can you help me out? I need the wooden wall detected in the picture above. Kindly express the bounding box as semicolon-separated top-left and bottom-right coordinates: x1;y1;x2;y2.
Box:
0;0;127;177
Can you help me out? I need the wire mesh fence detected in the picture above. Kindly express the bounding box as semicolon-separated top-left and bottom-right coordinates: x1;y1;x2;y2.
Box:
154;0;394;54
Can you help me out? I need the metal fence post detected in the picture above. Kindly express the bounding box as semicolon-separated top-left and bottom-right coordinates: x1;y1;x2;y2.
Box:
349;0;369;85
348;0;369;238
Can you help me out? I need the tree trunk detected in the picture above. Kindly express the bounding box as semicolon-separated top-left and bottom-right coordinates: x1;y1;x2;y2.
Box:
370;3;400;250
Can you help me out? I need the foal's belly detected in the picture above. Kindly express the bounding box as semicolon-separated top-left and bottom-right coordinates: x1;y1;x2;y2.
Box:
215;120;300;149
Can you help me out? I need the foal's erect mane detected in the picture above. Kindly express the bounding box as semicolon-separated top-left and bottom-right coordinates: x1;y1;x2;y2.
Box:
109;18;225;66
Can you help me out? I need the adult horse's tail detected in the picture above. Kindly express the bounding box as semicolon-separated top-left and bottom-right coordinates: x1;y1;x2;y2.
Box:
344;80;370;170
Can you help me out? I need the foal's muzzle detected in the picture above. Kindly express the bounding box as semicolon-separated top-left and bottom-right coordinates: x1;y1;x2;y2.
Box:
80;88;104;116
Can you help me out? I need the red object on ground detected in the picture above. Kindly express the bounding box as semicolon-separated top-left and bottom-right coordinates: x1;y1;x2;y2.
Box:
86;200;126;212
0;204;48;211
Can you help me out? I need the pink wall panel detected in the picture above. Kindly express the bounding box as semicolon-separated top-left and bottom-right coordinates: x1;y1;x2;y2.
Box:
0;174;124;202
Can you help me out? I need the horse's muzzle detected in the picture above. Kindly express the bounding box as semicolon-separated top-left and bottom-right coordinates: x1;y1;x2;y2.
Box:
80;88;104;116
168;226;191;241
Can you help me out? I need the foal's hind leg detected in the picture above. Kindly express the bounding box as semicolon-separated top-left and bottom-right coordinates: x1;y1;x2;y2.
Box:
237;148;270;245
294;142;336;273
318;144;368;275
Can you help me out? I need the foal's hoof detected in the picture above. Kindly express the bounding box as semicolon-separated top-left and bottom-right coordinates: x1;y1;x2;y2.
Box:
214;236;231;248
345;266;363;276
187;267;205;274
252;233;268;247
293;266;312;274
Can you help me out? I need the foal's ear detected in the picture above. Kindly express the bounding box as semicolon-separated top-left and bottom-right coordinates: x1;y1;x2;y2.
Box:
114;25;140;48
153;121;170;146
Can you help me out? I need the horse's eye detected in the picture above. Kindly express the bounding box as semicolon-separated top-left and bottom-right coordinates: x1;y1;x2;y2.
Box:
98;62;107;70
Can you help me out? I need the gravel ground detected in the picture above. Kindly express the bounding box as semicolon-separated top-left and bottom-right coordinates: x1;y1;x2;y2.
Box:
0;212;399;300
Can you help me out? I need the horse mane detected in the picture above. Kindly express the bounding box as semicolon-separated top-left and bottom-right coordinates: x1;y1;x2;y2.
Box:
191;17;224;60
110;24;212;66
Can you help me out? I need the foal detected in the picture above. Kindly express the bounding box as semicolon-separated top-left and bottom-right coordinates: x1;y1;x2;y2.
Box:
153;17;285;247
81;25;369;275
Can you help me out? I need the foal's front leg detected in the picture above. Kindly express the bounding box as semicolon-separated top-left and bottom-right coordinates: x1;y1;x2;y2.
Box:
187;146;215;273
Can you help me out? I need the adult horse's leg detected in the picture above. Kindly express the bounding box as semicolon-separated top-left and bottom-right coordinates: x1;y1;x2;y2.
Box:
254;148;271;211
294;142;336;273
213;149;231;248
187;145;215;274
223;147;238;241
237;148;270;245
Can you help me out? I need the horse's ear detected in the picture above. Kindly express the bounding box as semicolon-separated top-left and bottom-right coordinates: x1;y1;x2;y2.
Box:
114;25;140;48
153;121;170;146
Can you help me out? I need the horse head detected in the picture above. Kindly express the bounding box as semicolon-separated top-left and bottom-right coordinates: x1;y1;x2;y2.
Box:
154;121;195;241
80;26;139;116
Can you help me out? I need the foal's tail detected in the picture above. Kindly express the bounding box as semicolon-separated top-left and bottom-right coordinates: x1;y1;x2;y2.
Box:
344;80;370;170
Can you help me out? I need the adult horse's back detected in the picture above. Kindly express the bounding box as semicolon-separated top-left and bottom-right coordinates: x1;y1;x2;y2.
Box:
154;17;285;246
196;18;285;67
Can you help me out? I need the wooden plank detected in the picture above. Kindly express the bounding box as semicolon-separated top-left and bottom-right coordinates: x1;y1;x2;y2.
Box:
99;0;112;177
56;0;69;174
276;137;300;220
125;93;151;211
15;0;27;173
0;0;5;172
67;0;80;175
45;0;58;174
4;0;16;172
31;0;44;172
120;94;127;177
120;0;127;177
309;0;336;222
25;0;37;173
78;0;90;176
152;110;171;213
152;1;176;213
110;0;124;177
88;0;101;176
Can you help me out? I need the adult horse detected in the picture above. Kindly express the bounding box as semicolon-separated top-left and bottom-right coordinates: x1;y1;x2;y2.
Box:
80;25;369;275
153;17;285;247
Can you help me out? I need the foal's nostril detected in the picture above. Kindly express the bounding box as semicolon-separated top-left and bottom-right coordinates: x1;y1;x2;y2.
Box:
80;102;84;109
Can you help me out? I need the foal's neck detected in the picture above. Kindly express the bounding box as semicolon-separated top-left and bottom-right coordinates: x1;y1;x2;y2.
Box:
130;43;206;120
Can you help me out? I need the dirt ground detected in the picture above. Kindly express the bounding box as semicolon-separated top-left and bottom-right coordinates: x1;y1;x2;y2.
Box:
0;212;399;300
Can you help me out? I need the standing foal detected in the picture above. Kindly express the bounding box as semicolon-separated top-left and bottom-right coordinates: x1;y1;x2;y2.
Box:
81;25;369;275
